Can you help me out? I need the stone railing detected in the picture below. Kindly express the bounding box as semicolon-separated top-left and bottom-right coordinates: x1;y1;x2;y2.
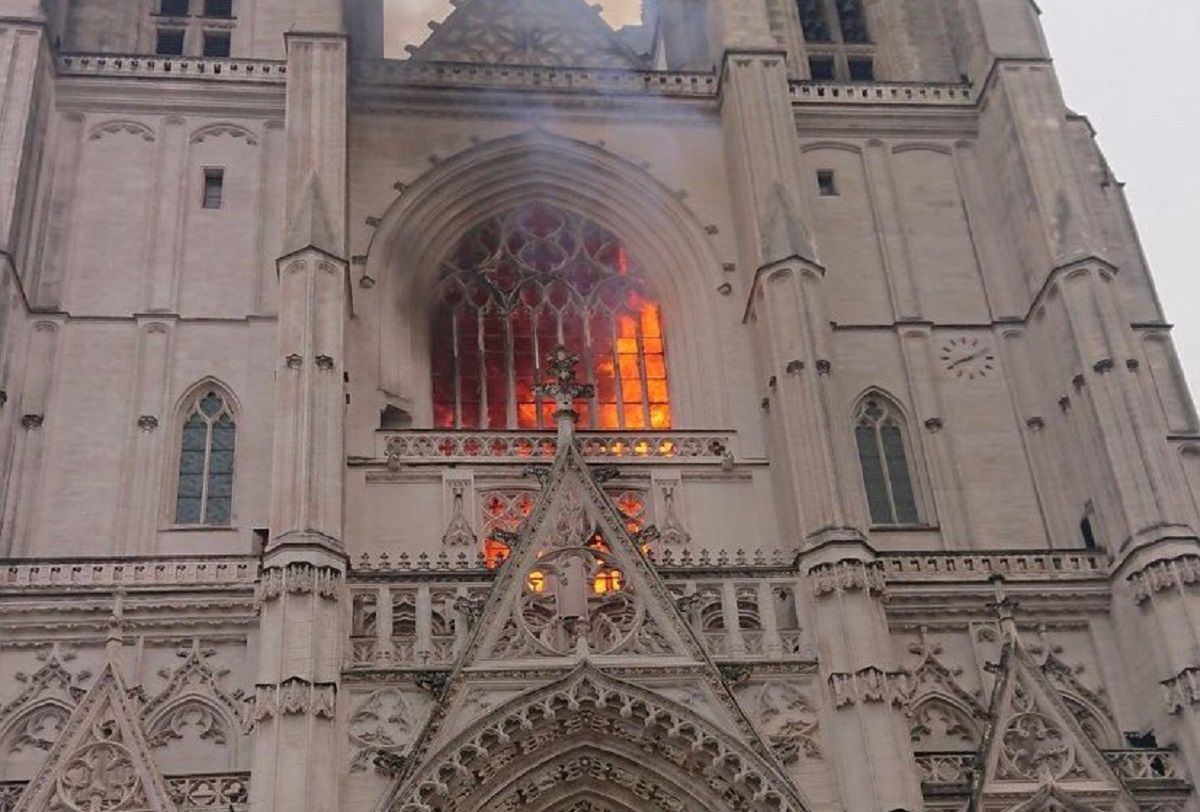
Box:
789;80;973;105
917;749;1187;794
352;59;718;98
0;773;249;811
167;772;251;809
881;550;1109;582
377;430;736;467
58;53;287;83
0;556;259;590
345;568;810;668
915;751;976;791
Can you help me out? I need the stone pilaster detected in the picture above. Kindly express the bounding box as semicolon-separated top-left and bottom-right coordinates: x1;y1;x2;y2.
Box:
803;541;922;812
252;10;349;811
719;31;866;547
1116;543;1200;793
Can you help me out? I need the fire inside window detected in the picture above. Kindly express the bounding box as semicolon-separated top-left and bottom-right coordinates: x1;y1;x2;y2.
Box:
431;201;670;431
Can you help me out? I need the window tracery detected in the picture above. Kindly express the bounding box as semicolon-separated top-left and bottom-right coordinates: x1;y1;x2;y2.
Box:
431;202;671;432
854;394;919;526
173;388;235;526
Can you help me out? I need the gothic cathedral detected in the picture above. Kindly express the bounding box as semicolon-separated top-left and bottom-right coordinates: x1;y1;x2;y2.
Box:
0;0;1197;810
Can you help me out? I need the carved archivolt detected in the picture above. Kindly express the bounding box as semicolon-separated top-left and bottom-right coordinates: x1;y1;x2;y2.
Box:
388;666;808;812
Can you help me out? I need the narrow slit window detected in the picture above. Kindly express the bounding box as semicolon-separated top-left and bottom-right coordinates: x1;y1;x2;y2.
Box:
855;396;920;526
1080;513;1098;550
808;56;836;80
848;56;874;81
174;389;236;526
202;168;224;209
817;170;838;197
202;30;231;57
203;0;233;17
159;0;189;16
155;29;186;55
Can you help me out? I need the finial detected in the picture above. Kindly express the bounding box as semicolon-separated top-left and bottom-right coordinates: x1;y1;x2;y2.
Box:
534;345;595;443
988;575;1019;644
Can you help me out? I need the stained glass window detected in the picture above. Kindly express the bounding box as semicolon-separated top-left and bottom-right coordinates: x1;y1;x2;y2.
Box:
174;389;235;526
431;202;671;431
854;396;919;526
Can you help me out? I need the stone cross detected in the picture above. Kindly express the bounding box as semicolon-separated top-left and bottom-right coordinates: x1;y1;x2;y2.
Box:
534;346;595;443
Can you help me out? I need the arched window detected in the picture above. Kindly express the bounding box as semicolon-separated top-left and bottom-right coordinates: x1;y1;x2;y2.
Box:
174;387;236;526
431;202;671;431
854;394;919;526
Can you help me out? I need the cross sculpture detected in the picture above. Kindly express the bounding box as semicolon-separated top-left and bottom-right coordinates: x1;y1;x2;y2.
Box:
534;346;595;443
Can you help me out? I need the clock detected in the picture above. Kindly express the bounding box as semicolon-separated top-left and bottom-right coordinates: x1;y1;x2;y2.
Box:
940;336;995;379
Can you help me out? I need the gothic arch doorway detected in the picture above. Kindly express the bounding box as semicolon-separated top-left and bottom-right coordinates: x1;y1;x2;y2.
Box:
383;666;810;812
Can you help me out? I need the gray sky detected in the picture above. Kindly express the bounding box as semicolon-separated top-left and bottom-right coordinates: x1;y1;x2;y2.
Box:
385;0;1200;393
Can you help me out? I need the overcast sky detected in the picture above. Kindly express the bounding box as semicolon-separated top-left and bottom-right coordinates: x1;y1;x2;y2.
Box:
385;0;1200;392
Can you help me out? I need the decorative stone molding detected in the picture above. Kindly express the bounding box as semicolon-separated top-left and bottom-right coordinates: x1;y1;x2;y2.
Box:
347;688;414;772
284;354;302;369
380;430;733;465
808;558;886;597
250;678;336;723
881;551;1107;582
390;666;806;812
1127;555;1200;604
166;772;250;808
314;354;335;370
257;563;340;603
58;53;287;83
137;415;159;431
20;413;43;429
0;556;258;589
828;666;909;708
1162;666;1200;715
440;480;476;550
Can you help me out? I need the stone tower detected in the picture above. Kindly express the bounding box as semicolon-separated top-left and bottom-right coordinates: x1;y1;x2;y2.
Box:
0;0;1197;810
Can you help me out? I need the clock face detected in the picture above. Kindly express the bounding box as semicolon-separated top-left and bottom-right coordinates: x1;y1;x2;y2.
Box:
940;336;995;379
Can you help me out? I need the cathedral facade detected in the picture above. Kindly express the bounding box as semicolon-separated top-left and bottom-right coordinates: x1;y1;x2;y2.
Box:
0;0;1199;810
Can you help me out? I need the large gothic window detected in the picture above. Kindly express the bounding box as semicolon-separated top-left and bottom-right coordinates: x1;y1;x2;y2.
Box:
431;202;671;431
174;388;236;525
854;394;919;526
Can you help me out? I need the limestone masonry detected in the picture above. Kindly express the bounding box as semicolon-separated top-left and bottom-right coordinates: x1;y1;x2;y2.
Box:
0;0;1197;810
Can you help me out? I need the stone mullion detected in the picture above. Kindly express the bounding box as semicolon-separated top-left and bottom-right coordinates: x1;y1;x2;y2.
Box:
415;585;433;663
720;579;745;656
757;580;782;657
376;585;392;662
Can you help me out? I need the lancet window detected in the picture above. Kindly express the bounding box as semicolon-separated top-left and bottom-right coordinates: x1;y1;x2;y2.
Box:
431;202;671;431
854;394;919;526
173;388;236;526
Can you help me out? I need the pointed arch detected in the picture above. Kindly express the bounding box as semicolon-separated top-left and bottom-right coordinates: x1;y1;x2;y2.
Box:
0;698;75;779
851;388;922;526
364;130;729;428
382;665;811;812
143;694;239;772
167;377;240;527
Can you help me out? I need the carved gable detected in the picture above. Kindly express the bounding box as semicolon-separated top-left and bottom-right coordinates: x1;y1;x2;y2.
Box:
14;662;177;812
406;0;646;69
974;634;1137;812
462;443;704;666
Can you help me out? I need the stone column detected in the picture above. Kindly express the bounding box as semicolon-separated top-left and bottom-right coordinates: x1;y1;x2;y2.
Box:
251;8;349;811
803;542;922;811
